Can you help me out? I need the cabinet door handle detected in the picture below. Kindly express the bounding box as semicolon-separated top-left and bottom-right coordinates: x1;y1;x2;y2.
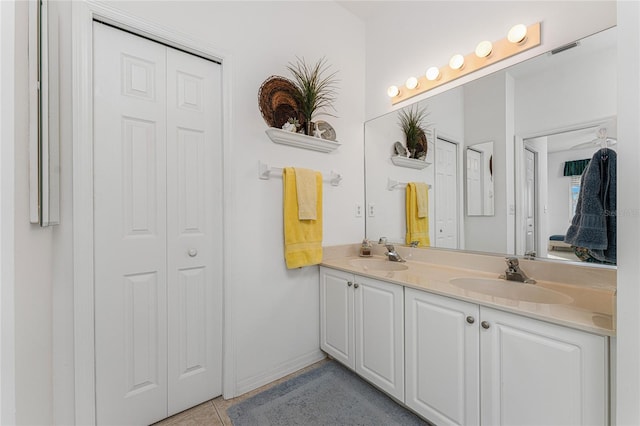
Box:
481;321;490;329
466;316;475;324
188;248;198;257
347;281;353;287
354;283;360;289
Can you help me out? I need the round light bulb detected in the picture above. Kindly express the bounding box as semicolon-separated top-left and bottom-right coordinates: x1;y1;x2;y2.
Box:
475;40;493;58
405;76;418;90
507;24;528;44
425;66;440;81
387;85;400;98
449;54;465;70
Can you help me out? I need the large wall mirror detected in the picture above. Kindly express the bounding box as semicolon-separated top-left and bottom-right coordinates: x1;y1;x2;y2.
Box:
364;26;616;267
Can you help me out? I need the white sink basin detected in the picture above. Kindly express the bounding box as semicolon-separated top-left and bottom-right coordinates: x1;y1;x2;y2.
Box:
349;258;409;272
449;277;573;305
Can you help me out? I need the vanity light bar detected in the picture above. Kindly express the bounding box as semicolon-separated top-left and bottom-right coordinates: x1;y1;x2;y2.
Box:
388;22;541;105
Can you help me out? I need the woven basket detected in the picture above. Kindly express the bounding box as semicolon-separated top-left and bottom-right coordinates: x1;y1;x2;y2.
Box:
258;76;303;129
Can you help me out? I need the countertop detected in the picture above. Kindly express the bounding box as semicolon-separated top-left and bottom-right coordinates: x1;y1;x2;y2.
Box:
321;255;615;336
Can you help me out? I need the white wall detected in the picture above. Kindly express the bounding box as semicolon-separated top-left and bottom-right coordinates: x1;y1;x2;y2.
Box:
47;1;366;424
0;1;17;424
615;1;640;423
463;73;509;253
514;33;617;136
359;1;616;121
8;2;56;425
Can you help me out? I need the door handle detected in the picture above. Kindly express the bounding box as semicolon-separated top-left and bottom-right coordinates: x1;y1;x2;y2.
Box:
188;249;198;257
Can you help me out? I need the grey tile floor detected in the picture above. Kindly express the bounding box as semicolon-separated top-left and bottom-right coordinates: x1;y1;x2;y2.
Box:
153;359;328;426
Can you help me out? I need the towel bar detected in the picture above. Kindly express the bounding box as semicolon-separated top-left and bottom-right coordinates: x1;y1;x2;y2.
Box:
258;161;342;186
387;178;432;191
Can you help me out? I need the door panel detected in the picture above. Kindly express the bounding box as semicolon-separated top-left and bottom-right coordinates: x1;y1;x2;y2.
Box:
123;271;161;398
355;276;404;401
480;307;607;426
123;118;158;235
94;22;168;426
405;289;480;426
435;138;459;249
319;268;355;369
166;47;223;415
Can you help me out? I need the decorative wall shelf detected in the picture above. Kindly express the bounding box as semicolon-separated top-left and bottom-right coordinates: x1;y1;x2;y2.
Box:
265;128;341;153
390;156;431;170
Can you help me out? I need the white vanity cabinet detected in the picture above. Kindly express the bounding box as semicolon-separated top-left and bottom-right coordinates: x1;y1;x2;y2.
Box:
405;288;609;426
319;267;405;401
405;288;480;426
480;306;608;426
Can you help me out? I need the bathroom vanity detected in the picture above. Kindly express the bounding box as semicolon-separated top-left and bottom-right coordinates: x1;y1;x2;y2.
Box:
320;245;614;426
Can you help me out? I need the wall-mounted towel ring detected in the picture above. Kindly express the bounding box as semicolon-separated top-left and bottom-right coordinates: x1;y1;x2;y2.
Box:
258;161;342;186
387;177;432;191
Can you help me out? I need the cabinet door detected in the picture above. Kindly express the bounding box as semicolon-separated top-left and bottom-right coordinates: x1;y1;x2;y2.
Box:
405;288;480;426
319;267;355;369
480;307;608;426
354;275;405;401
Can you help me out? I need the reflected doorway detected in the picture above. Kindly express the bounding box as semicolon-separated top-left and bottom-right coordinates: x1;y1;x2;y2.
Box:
434;137;459;249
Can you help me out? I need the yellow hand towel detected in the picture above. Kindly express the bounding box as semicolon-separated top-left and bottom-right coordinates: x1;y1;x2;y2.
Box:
415;182;429;218
294;168;317;220
283;168;323;269
406;183;430;247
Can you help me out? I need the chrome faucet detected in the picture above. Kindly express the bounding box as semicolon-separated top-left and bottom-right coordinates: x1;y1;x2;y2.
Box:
385;244;406;262
499;257;536;284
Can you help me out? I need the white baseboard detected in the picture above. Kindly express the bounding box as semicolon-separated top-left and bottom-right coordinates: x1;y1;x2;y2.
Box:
234;349;326;397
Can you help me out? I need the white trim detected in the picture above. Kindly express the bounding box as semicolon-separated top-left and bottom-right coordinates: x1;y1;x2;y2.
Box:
0;2;16;423
517;116;616;142
28;0;39;224
235;350;325;397
72;2;235;424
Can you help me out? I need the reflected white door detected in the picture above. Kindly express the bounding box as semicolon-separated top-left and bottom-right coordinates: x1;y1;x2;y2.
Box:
435;138;459;248
524;148;536;254
94;23;222;425
466;149;482;216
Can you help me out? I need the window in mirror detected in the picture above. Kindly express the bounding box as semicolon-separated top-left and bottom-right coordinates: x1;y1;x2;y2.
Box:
570;175;581;218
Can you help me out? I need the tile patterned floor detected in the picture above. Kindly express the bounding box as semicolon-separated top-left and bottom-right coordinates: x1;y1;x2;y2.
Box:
154;359;328;426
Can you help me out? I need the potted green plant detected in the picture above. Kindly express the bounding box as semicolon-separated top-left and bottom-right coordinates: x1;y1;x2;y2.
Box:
398;105;430;159
287;56;339;135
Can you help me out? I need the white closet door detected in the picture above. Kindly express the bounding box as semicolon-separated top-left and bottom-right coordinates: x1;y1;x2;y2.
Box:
466;149;482;216
435;138;459;249
94;22;223;425
166;47;223;415
94;22;169;425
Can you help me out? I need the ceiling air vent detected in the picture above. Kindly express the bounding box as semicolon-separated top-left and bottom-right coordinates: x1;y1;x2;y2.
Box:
551;42;580;55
